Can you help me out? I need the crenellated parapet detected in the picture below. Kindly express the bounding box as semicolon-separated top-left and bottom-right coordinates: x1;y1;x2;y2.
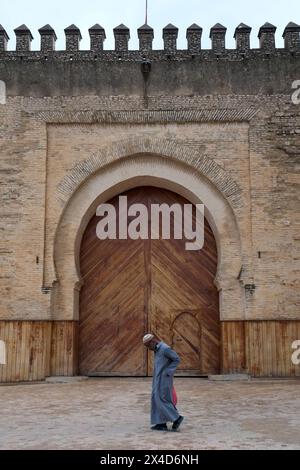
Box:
89;24;106;52
64;24;82;52
138;24;154;53
186;24;202;53
0;24;9;51
234;23;252;52
14;24;33;52
114;24;130;52
283;22;300;52
210;23;227;54
38;24;57;53
0;22;299;58
258;22;276;52
163;24;178;53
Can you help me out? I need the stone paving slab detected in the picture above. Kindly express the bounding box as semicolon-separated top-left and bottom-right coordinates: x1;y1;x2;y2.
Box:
208;374;251;381
0;378;299;450
45;376;89;383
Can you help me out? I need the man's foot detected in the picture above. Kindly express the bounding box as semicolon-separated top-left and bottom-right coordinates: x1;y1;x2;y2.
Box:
172;415;184;431
151;423;168;431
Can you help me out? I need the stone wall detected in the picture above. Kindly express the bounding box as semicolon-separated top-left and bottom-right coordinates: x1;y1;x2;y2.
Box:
0;22;299;325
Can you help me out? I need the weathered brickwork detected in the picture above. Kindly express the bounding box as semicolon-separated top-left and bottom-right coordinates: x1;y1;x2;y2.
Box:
163;24;178;53
14;24;33;52
39;25;57;53
0;22;299;380
114;24;130;52
258;23;276;51
0;93;299;321
64;25;82;52
186;24;202;53
0;25;9;52
283;23;300;52
234;23;251;51
89;24;106;52
210;24;227;53
138;24;154;53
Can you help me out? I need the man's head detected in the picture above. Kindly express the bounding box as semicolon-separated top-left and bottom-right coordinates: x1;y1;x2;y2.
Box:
143;333;160;351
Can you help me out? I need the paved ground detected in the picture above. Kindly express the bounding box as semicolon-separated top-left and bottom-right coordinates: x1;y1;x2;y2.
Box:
0;378;300;450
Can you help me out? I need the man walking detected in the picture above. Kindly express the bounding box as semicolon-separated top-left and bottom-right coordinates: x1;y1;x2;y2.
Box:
143;334;184;431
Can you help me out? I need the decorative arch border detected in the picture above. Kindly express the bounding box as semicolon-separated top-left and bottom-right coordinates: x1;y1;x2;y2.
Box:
56;137;243;210
52;152;246;322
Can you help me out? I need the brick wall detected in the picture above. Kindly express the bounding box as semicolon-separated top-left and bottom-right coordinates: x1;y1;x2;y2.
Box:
0;29;299;324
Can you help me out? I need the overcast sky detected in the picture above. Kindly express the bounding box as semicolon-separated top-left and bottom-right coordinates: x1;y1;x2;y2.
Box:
1;0;299;50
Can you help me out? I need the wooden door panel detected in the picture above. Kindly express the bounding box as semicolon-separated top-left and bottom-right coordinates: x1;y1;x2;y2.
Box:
79;186;220;376
79;221;147;376
149;188;219;375
171;311;202;372
200;305;221;374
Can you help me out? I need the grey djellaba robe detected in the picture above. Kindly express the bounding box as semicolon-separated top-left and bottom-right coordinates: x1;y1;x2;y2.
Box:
151;341;180;425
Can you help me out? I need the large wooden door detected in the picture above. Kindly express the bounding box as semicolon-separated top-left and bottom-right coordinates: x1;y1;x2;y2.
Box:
79;187;220;376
